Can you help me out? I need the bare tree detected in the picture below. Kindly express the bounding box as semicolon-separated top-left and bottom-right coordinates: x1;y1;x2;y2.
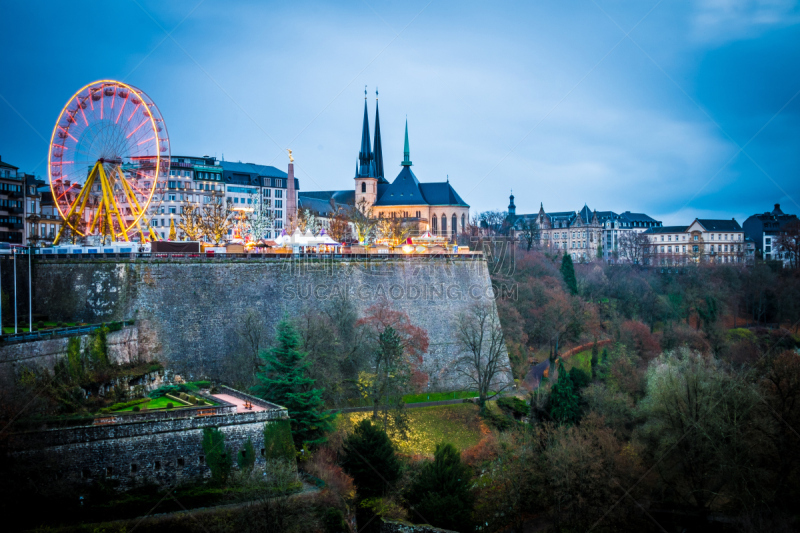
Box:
199;192;232;244
349;198;376;245
479;210;507;236
775;220;800;269
454;302;512;414
327;199;351;242
518;218;540;251
237;309;266;377
178;202;204;241
617;230;651;265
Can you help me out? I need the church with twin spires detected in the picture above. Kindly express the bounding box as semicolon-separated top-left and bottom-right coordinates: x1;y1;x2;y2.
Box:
298;91;470;239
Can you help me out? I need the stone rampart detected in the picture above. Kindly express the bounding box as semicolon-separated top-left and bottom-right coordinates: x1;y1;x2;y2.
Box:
9;397;289;491
33;257;510;390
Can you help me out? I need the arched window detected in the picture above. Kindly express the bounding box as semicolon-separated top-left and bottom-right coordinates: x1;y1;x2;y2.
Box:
452;214;457;237
432;215;438;234
461;214;466;232
361;182;366;193
441;214;447;235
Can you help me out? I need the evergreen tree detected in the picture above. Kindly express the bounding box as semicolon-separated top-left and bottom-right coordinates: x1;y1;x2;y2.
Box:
253;319;334;448
548;362;581;424
341;419;401;498
202;427;232;485
406;443;475;532
560;253;578;295
591;341;599;380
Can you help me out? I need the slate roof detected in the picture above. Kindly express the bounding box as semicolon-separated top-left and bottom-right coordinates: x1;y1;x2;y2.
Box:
298;190;355;205
578;205;593;223
696;219;742;232
0;158;19;170
643;225;688;234
219;161;288;179
620;211;658;223
419;182;469;207
373;166;469;207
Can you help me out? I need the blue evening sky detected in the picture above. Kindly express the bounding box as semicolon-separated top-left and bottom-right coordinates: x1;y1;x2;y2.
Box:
1;0;798;224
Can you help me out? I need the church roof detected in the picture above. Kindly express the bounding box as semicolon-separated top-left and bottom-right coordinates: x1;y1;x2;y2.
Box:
374;166;426;206
419;182;469;207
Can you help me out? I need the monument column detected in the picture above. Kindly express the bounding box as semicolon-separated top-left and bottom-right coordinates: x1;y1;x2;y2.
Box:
286;149;297;224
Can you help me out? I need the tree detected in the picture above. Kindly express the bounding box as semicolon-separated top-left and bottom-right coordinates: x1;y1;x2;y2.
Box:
617;230;650;265
479;210;507;236
350;198;376;245
237;437;256;473
177;202;204;241
253;319;334;448
560;253;578;295
199;192;232;244
775;219;800;269
341;418;401;498
518;217;540;251
454;302;512;414
296;208;321;234
236;308;266;379
638;348;762;513
168;217;177;240
548;362;581;424
590;341;599;380
202;427;232;485
376;215;412;245
327;199;351;242
406;443;475;532
242;191;275;241
356;300;429;424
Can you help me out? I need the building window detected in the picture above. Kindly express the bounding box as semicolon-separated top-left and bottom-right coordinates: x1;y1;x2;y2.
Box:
432;215;438;234
275;190;283;198
177;457;184;467
441;215;447;234
461;214;465;231
452;214;457;237
131;464;138;473
361;182;366;193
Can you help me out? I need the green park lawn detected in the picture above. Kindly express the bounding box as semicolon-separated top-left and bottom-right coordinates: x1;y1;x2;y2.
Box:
563;349;592;374
339;403;487;455
116;396;186;412
402;390;481;403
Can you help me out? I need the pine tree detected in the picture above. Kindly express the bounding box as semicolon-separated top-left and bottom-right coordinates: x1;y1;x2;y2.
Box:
253;319;334;448
407;442;475;532
548;362;581;424
341;418;401;498
560;253;578;295
591;341;599;380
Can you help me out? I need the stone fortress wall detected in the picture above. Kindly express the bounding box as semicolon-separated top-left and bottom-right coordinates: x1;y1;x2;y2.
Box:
32;257;511;390
9;386;288;491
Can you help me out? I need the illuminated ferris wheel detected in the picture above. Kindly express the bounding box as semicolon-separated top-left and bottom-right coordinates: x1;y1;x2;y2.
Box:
48;80;169;243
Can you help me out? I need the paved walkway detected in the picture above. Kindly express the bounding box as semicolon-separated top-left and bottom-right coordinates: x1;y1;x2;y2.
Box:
211;393;266;413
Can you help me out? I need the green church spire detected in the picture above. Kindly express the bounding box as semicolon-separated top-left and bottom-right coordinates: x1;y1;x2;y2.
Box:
401;118;412;167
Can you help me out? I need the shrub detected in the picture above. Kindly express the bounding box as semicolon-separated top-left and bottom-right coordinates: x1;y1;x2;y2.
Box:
166;402;174;409
341;419;400;499
202;427;232;485
108;398;150;411
198;399;205;406
406;443;475;532
132;406;140;412
263;420;296;463
497;396;530;418
568;367;591;389
322;507;346;533
37;321;44;328
237;437;256;473
56;321;63;328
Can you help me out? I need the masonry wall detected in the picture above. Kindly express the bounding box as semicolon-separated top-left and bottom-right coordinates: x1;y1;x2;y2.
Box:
33;258;510;390
10;399;289;491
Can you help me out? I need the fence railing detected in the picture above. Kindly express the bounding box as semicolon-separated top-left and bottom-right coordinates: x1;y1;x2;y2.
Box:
0;321;134;345
33;252;485;262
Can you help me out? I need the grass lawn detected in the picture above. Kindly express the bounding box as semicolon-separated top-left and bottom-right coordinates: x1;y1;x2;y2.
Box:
402;390;481;403
116;396;187;412
338;403;487;455
563;349;592;374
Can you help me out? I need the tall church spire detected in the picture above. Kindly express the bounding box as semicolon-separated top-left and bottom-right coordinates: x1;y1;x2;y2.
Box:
401;118;412;166
358;87;373;176
373;88;384;179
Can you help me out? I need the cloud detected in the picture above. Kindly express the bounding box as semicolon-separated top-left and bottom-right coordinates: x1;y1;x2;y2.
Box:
691;0;800;43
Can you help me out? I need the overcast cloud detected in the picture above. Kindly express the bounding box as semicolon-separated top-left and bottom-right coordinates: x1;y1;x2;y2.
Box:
0;0;797;224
